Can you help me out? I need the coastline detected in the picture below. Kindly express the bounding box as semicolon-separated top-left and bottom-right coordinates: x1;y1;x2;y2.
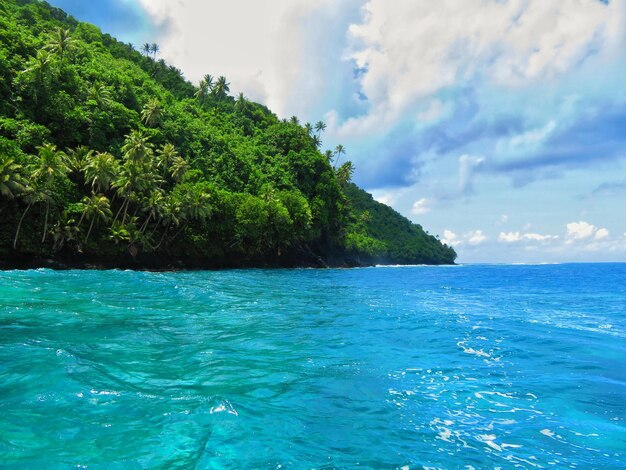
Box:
0;252;454;272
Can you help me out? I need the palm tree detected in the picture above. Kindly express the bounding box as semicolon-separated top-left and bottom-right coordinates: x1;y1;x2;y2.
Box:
213;76;230;100
333;144;346;169
32;143;68;184
170;156;188;182
84;151;119;193
112;165;135;224
157;143;178;172
304;123;313;135
203;74;214;90
142;43;151;57
121;130;153;165
51;212;79;252
141;98;162;127
0;155;25;200
22;49;52;104
335;161;354;184
46;28;74;63
88;81;112;109
311;135;321;149
154;195;184;248
32;144;69;242
290;116;300;125
13;187;40;249
78;194;112;244
235;92;247;112
150;43;160;59
315;121;327;135
139;190;164;234
194;80;210;105
324;150;334;163
65;146;93;176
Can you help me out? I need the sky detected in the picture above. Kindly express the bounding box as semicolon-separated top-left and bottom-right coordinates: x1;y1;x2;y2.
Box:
48;0;626;263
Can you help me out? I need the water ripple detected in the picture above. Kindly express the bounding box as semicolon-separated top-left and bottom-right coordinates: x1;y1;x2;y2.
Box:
0;264;625;467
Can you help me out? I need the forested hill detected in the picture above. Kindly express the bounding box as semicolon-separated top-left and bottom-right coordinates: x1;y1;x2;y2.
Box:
0;0;456;269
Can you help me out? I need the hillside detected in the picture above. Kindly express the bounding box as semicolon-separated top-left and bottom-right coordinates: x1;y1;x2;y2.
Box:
0;0;456;268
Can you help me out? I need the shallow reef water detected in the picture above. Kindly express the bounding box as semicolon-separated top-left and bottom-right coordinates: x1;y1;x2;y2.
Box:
0;264;625;468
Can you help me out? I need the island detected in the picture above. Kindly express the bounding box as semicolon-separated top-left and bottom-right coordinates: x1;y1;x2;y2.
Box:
0;0;456;269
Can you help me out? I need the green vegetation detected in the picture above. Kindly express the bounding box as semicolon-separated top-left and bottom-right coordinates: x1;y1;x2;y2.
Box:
0;0;456;267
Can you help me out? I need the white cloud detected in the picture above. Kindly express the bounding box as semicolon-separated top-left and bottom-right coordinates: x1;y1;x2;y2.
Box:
507;120;557;152
499;231;558;243
499;232;522;243
137;0;623;137
339;0;622;138
136;0;357;118
595;228;610;240
466;230;487;246
458;155;485;195
442;229;460;247
567;221;598;240
411;198;432;215
524;233;558;242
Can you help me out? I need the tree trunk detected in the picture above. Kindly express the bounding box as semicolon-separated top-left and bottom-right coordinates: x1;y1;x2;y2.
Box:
41;201;50;243
85;218;95;244
122;199;130;224
14;203;32;249
112;198;125;225
77;209;87;228
139;213;152;234
155;224;170;249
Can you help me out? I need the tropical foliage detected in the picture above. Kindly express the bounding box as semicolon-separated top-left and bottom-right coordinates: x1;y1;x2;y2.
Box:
0;0;455;266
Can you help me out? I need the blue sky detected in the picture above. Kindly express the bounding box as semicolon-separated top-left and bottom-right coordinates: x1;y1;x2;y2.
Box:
48;0;626;263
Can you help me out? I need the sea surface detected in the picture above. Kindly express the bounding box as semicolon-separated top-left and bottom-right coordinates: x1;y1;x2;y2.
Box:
0;264;625;469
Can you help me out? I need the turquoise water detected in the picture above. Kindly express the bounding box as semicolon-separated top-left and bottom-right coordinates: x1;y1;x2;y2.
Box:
0;264;625;468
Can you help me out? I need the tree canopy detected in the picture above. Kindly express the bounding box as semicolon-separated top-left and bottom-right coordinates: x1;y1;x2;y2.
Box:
0;0;456;267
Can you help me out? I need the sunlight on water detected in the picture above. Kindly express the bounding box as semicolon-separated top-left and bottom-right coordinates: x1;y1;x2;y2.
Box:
0;264;625;467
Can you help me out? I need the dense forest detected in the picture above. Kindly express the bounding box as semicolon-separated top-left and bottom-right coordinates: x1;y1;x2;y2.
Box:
0;0;456;268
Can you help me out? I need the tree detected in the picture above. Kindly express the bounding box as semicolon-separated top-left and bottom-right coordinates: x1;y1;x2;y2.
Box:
88;81;112;109
311;135;321;149
203;74;214;91
333;144;346;169
0;155;25;200
84;152;119;193
315;121;327;135
235;93;247;113
141;98;162;127
32;143;69;242
157;143;178;172
150;43;160;59
78;194;112;244
21;50;52;104
213;76;230;100
336;161;354;184
142;43;151;57
170;156;188;182
194;80;210;105
65;146;93;175
13;187;40;249
46;28;74;63
121;130;153;165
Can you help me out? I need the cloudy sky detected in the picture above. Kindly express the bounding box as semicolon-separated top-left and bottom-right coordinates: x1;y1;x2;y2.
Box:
49;0;626;263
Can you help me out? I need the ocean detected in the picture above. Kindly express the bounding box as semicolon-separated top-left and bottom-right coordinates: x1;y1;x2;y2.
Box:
0;264;624;468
